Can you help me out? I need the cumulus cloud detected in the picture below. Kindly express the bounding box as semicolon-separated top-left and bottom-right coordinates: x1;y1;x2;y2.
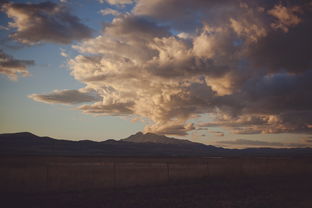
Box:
0;50;34;80
268;4;302;32
29;89;101;105
199;70;312;135
30;0;312;136
2;2;92;44
133;0;236;31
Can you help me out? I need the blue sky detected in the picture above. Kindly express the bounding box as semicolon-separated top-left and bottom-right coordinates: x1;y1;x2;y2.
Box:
1;0;312;148
0;0;144;140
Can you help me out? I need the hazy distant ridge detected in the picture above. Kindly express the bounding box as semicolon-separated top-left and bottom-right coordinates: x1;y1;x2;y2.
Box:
0;132;311;157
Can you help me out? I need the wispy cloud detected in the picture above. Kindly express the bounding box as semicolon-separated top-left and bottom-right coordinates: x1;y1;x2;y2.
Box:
217;139;309;148
29;89;101;105
208;130;224;137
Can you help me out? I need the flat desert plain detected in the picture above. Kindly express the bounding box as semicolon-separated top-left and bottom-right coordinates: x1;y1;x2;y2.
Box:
1;156;312;208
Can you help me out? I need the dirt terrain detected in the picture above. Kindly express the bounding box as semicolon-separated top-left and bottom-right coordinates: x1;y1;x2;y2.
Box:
2;176;312;208
1;156;311;208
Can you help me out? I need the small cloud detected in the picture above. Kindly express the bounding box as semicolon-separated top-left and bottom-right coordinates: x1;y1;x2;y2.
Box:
217;139;284;147
303;136;312;143
177;32;193;39
268;4;302;32
0;50;34;80
197;127;209;131
0;25;9;30
131;117;141;123
208;130;224;137
99;0;134;5
60;49;69;58
217;139;310;148
100;8;120;16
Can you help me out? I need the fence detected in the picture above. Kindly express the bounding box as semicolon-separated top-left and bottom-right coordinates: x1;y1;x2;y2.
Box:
1;157;311;193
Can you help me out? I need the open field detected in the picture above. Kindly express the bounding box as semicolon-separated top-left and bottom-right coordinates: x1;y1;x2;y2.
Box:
2;176;312;208
1;156;312;207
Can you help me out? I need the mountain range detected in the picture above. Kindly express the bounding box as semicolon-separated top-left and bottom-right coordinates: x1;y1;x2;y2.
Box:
0;132;311;157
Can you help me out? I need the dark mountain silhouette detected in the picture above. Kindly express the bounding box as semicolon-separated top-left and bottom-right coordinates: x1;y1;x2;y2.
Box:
0;132;312;157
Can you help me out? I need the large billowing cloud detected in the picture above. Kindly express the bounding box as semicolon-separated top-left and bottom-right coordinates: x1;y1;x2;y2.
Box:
0;50;34;80
1;2;92;44
31;0;312;136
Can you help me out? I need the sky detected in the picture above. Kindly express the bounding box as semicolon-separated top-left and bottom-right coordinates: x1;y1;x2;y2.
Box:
1;0;312;148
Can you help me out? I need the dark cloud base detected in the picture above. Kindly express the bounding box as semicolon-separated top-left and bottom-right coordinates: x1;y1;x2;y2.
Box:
2;2;92;44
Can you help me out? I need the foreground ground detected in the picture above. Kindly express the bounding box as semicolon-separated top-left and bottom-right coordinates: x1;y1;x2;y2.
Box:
1;176;311;208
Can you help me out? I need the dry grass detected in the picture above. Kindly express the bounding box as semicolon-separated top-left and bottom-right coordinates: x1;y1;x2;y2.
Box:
1;176;312;208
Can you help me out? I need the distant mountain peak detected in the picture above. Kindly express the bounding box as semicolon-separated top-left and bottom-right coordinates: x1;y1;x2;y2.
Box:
0;132;39;139
122;132;196;145
134;131;144;136
13;132;36;136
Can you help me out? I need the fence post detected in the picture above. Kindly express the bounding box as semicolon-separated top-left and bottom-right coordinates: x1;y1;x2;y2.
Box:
166;162;170;183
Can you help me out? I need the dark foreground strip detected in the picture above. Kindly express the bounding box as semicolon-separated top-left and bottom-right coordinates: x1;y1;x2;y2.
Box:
1;176;311;208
